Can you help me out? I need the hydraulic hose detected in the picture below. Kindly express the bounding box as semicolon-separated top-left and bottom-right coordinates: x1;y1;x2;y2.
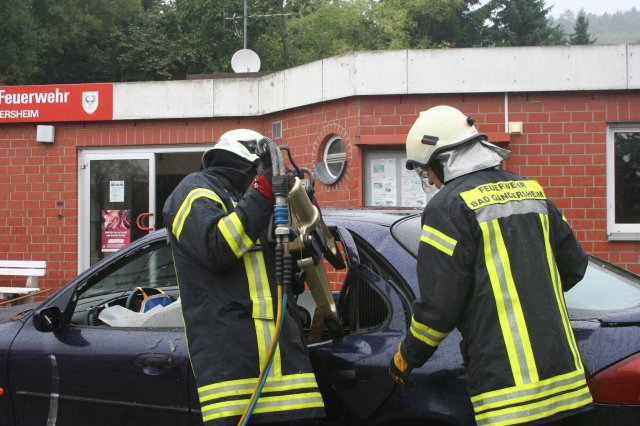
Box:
238;285;287;426
238;138;291;426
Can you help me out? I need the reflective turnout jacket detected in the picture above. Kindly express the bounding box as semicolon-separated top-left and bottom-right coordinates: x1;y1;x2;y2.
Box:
162;169;324;425
401;168;591;426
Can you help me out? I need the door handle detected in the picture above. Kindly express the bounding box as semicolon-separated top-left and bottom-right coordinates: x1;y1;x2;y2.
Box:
135;353;173;375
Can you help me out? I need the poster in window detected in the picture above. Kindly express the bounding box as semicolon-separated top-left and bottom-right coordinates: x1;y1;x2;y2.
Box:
110;180;125;202
371;159;397;206
101;209;131;252
400;157;428;208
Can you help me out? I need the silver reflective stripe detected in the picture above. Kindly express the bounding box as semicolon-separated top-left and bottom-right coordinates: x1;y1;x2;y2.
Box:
201;391;324;421
199;375;319;401
221;214;251;254
421;225;457;256
199;382;253;400
249;251;269;320
410;316;448;347
540;214;582;370
475;199;547;223
172;188;225;240
485;222;533;385
472;370;587;410
475;385;591;426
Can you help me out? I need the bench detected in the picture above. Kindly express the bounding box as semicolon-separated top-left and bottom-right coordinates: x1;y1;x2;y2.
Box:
0;260;46;303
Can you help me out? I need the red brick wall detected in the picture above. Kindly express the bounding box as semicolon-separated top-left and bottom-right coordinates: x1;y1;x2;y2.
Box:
1;91;639;294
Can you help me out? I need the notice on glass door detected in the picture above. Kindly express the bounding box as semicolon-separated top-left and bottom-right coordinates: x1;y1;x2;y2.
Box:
101;209;131;252
110;180;125;202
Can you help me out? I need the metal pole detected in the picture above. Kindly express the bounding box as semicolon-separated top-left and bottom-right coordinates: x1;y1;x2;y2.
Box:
243;0;248;49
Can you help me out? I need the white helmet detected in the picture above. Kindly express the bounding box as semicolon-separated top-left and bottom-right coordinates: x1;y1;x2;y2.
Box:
202;129;262;168
405;105;486;171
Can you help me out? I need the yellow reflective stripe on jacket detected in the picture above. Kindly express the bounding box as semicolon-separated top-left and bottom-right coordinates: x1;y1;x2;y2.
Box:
410;316;448;347
472;369;592;426
460;180;546;210
219;212;254;258
172;188;226;240
201;392;324;423
198;373;320;402
243;249;282;377
539;213;582;370
421;225;457;256
198;374;323;424
480;219;539;386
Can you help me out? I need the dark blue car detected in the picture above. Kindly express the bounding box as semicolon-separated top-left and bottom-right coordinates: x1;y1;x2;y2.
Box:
1;208;639;425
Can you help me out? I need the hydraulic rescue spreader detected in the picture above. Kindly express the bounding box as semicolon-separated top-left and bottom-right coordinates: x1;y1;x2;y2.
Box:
238;138;344;426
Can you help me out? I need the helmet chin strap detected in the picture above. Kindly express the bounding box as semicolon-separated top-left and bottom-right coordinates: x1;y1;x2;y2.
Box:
431;160;445;183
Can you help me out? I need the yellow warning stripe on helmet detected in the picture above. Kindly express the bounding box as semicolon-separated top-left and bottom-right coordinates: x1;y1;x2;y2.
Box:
172;188;226;241
460;180;546;211
421;225;457;256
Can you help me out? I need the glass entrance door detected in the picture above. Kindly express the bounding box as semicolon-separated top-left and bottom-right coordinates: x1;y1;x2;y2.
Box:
80;152;155;270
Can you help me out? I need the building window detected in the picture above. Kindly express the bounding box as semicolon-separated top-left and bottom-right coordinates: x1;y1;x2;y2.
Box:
607;126;640;240
315;135;346;185
272;121;282;140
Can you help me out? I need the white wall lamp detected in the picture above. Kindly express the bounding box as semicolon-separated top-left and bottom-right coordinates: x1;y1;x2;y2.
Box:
508;121;523;135
36;125;55;143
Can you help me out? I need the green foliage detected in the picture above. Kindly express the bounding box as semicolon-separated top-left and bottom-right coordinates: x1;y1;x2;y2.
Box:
30;0;144;83
0;0;43;84
273;0;379;66
3;0;637;84
551;8;640;45
106;2;196;81
485;0;565;46
569;10;596;45
373;0;482;49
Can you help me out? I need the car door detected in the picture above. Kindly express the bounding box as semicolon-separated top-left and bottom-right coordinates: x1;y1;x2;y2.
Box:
308;225;410;423
8;239;196;426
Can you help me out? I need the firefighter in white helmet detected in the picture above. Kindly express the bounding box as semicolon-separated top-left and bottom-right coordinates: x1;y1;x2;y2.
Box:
389;106;592;425
163;129;324;425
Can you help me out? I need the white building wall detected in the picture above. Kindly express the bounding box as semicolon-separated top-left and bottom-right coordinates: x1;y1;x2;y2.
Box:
111;44;638;120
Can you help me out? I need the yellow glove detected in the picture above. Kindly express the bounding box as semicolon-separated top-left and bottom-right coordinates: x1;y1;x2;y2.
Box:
389;343;413;386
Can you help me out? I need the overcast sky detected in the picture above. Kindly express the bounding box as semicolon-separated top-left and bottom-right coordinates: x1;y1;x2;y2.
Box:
546;0;638;17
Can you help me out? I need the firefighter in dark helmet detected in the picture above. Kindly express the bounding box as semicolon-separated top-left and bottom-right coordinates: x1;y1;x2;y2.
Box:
389;106;592;425
163;129;324;425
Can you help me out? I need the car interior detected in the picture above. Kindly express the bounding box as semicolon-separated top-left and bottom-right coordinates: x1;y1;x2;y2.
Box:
68;227;407;344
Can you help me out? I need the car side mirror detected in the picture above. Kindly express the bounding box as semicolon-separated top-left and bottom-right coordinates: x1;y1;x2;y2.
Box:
33;306;63;332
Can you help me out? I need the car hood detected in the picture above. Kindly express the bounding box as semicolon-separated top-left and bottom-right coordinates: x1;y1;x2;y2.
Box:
0;303;37;325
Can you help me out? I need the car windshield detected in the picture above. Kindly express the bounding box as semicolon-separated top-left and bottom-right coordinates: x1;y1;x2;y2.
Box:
564;257;640;313
391;215;640;315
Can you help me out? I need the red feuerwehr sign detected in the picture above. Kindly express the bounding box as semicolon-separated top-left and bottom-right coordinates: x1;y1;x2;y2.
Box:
0;83;113;123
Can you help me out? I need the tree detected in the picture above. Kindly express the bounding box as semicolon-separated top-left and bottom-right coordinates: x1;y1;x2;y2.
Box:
372;0;484;49
264;0;379;67
570;9;596;45
0;0;43;84
105;2;196;81
485;0;565;46
29;0;143;83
